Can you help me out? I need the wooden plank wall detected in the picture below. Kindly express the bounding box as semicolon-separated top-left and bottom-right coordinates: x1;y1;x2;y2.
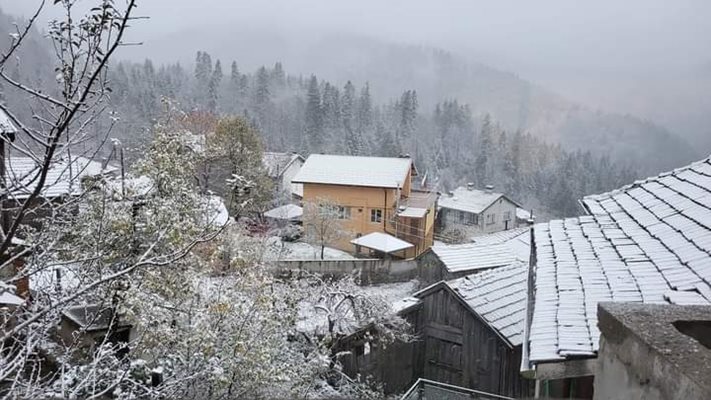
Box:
419;287;534;398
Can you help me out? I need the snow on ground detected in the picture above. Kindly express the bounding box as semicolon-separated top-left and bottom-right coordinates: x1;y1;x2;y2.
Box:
260;237;355;261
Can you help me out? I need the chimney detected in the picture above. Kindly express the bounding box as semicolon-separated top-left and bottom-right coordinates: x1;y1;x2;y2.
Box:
467;182;474;191
485;184;494;194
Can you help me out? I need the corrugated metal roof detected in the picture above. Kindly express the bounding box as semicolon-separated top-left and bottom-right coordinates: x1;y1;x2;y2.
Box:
527;156;711;365
447;262;529;346
438;186;515;214
292;154;412;188
4;156;114;200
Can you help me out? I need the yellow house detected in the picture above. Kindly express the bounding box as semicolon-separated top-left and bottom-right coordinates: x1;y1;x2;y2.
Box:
292;154;437;259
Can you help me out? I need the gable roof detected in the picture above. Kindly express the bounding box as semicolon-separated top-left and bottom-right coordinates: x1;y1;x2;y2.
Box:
525;155;711;366
5;156;116;200
431;228;529;274
438;186;520;214
448;262;529;346
292;154;412;189
262;152;304;178
413;262;528;348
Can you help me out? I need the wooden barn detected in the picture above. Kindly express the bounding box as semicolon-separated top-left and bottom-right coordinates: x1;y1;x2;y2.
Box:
408;262;533;397
337;262;534;398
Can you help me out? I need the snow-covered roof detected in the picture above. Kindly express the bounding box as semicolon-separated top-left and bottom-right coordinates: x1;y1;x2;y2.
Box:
102;175;155;199
0;109;17;135
430;241;523;273
262;152;304;178
438;186;519;215
526;156;711;365
264;204;303;220
446;262;529;346
0;291;24;306
398;207;427;218
62;304;132;331
470;227;531;261
5;156;116;200
351;232;413;253
292;154;412;189
516;208;534;221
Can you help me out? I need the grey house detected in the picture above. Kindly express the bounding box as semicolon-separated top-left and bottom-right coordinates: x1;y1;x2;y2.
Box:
438;184;521;235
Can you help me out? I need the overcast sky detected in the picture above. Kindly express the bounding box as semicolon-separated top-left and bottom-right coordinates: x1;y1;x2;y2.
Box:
3;0;710;135
3;0;709;74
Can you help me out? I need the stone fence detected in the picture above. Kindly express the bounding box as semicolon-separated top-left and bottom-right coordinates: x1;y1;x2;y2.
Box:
267;258;419;285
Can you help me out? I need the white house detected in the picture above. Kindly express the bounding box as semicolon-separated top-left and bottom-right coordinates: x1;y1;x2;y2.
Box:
262;152;305;199
437;184;521;235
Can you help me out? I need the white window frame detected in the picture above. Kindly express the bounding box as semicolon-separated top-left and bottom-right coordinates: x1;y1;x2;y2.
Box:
370;208;382;223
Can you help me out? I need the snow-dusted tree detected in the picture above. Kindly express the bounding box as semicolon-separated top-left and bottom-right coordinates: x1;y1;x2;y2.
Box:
205;116;273;216
302;199;351;260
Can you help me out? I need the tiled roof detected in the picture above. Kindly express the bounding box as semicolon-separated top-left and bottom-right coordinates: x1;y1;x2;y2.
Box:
292;154;412;188
527;156;711;364
262;152;303;178
431;242;520;273
447;262;529;346
5;156;115;200
471;227;531;262
439;186;518;214
432;228;529;273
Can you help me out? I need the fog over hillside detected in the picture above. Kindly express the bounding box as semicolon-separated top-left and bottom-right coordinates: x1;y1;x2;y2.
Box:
5;0;709;156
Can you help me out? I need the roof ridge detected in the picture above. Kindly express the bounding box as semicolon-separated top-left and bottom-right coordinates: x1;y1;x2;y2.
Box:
584;156;711;201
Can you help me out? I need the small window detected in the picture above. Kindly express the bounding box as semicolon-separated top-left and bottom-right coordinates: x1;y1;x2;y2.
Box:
337;206;351;220
486;213;495;225
370;209;382;223
503;211;511;221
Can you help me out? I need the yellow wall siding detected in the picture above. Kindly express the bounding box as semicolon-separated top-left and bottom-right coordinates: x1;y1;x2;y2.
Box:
301;169;432;258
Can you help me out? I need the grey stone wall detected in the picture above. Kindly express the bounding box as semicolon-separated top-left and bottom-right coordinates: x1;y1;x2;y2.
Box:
268;258;418;285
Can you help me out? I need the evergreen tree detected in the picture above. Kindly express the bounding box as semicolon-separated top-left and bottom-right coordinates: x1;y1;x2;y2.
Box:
304;75;323;153
356;82;373;137
207;59;223;112
475;114;494;186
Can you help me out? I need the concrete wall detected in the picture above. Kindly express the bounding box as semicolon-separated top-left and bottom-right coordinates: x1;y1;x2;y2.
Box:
594;303;711;400
268;258;418;285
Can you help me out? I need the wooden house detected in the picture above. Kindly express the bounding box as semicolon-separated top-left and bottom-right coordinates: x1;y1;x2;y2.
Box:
438;184;521;235
292;154;437;259
337;262;534;398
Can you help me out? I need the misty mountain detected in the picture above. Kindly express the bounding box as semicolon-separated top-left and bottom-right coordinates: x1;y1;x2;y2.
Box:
119;25;699;174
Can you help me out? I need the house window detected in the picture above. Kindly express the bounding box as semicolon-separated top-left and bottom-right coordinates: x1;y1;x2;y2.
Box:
337;206;351;220
503;211;511;221
486;213;495;225
458;211;477;225
370;209;382;223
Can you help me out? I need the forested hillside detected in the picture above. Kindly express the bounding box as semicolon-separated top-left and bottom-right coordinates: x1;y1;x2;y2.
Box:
109;54;636;219
0;7;679;218
119;27;699;173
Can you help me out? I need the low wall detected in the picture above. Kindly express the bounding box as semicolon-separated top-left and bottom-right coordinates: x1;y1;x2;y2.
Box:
268;258;418;285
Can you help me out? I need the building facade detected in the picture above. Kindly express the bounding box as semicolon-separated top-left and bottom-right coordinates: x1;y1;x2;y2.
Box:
293;154;436;259
438;185;520;236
